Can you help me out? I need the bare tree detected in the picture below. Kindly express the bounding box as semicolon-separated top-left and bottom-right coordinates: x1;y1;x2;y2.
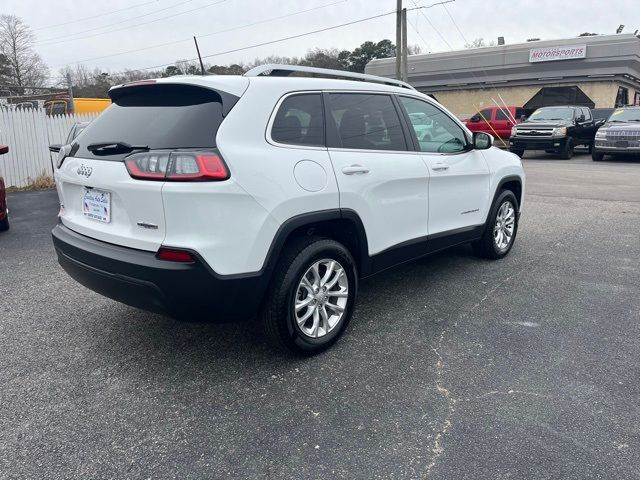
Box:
0;15;49;89
464;38;496;49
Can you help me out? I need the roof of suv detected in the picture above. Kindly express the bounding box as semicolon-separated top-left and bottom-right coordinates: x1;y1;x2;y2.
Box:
111;74;420;98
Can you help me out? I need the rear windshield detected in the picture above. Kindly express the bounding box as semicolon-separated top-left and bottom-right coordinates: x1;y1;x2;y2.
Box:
72;84;229;160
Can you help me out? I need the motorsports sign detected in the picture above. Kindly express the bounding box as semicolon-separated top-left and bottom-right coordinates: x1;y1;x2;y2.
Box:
529;45;587;63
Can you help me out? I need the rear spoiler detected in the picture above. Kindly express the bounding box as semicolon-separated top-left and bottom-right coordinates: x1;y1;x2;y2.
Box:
108;81;240;116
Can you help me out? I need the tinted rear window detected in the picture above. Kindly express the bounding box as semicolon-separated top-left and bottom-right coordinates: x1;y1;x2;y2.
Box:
72;84;229;160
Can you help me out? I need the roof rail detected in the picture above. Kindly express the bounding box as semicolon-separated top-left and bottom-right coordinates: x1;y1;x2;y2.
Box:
243;64;416;91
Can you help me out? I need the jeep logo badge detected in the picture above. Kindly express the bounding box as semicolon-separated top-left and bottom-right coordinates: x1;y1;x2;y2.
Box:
77;165;93;178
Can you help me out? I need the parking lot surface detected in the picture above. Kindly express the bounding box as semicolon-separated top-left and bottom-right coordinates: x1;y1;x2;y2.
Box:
1;153;639;479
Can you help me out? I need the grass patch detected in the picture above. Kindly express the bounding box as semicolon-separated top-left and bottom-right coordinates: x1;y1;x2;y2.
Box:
5;171;56;192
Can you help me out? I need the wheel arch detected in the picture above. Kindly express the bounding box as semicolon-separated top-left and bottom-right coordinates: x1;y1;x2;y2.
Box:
261;209;371;280
495;175;523;209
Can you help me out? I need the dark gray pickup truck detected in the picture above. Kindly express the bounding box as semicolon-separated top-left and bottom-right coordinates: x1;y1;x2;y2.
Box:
509;106;604;159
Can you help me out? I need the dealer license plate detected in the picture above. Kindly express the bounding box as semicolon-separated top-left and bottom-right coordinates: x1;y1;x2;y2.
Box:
82;188;111;223
616;140;629;148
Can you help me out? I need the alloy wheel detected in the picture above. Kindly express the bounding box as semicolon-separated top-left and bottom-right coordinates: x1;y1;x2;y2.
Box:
294;259;349;338
494;200;516;251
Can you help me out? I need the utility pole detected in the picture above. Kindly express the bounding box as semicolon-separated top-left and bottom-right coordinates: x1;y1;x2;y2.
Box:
66;72;75;115
194;36;206;75
396;0;402;80
402;8;408;82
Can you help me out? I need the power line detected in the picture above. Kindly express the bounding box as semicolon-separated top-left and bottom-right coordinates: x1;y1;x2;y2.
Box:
32;0;161;31
37;0;227;47
37;0;195;44
410;0;453;50
52;0;347;68
64;7;419;78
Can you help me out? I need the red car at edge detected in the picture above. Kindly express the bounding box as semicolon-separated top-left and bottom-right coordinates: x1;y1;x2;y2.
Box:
0;144;9;231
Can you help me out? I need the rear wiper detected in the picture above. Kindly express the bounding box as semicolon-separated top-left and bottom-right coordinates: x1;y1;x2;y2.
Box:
86;141;149;153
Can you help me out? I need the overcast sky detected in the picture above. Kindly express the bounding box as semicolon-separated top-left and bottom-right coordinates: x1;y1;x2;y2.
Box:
5;0;640;79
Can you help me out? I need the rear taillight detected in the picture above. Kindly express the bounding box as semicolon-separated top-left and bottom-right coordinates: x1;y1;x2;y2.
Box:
125;151;229;181
157;247;195;263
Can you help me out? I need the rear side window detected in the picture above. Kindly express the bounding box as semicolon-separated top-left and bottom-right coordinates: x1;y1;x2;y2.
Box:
73;84;231;160
271;93;324;146
328;93;407;151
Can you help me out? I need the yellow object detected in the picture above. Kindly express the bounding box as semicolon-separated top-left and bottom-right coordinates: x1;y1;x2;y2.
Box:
44;98;111;115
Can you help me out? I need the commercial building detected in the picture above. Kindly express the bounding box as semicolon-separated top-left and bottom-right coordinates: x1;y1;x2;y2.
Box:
365;33;640;117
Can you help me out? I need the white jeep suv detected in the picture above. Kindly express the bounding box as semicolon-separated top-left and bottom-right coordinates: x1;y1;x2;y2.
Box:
52;65;525;354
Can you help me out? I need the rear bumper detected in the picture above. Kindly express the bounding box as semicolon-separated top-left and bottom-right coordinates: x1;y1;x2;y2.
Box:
52;224;268;322
509;137;568;150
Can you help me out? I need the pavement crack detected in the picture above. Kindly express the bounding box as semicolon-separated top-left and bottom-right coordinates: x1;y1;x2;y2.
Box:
424;336;457;478
424;259;542;478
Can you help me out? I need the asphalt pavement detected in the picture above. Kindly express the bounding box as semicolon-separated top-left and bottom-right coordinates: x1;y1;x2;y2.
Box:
0;152;638;479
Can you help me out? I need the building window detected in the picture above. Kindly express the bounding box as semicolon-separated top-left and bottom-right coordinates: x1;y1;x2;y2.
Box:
634;92;640;106
615;87;629;107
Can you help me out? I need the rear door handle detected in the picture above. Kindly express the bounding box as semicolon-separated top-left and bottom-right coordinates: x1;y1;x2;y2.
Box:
432;162;449;171
342;165;370;175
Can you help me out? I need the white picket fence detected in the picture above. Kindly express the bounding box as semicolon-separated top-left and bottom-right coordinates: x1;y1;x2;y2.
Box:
0;109;100;188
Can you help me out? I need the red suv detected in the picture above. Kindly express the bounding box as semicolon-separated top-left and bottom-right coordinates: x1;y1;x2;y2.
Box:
0;144;9;231
465;106;526;140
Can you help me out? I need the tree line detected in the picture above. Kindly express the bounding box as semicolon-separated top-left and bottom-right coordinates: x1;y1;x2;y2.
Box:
60;40;423;99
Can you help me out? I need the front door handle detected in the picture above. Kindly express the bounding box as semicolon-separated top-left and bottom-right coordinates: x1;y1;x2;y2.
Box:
432;162;449;171
342;165;370;175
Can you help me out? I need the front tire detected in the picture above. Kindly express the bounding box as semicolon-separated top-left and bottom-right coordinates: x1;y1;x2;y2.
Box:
261;238;357;354
473;190;519;259
559;138;574;159
592;150;604;161
509;148;524;158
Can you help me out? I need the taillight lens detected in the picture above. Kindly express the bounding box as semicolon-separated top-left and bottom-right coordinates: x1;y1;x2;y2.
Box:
125;151;229;181
157;247;195;263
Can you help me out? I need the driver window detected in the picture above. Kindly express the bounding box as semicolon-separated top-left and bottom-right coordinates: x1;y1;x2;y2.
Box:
399;96;468;154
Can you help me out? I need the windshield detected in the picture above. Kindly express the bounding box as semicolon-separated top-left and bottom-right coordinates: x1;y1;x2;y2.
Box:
607;108;640;122
71;84;229;161
528;107;574;121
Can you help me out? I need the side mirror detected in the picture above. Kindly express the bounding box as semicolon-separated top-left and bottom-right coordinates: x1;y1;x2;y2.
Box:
49;144;62;153
469;115;481;123
520;115;527;122
577;115;586;122
0;144;8;155
473;132;493;150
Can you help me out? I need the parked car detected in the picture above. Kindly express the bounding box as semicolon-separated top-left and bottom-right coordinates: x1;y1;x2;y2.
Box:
51;65;525;354
592;106;640;161
465;106;526;139
509;106;603;159
0;144;9;231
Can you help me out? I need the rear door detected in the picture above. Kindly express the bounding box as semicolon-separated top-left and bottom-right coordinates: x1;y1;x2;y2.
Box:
325;92;430;255
55;83;233;251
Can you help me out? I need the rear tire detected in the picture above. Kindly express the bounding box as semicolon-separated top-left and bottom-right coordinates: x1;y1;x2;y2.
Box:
0;213;9;232
260;237;358;354
592;150;604;161
473;190;519;260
